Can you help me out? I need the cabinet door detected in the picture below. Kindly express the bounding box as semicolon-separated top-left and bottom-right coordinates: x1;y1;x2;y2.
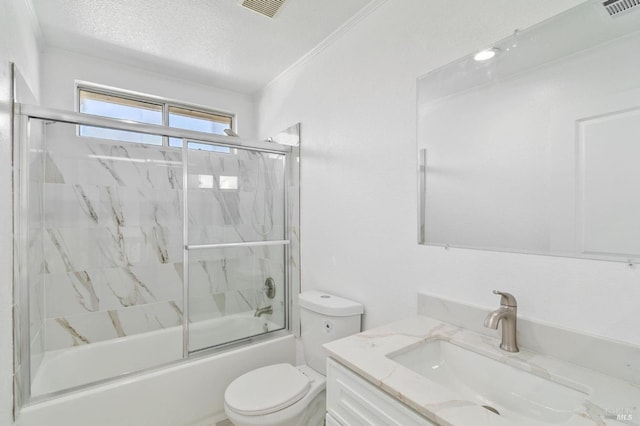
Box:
327;359;436;425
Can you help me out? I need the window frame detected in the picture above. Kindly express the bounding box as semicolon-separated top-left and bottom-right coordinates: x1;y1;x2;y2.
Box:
75;81;236;147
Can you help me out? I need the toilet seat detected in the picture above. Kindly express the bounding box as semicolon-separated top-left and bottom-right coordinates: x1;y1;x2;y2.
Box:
225;363;311;416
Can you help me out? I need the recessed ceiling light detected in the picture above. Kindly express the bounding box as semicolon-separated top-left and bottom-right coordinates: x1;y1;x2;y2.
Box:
474;48;501;62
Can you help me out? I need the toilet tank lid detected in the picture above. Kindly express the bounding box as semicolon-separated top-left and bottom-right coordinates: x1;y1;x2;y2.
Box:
298;291;364;316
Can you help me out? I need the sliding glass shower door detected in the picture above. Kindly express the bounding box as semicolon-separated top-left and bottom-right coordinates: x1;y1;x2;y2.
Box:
183;140;288;352
15;102;298;404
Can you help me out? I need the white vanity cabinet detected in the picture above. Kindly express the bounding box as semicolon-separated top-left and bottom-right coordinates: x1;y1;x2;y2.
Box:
326;358;436;425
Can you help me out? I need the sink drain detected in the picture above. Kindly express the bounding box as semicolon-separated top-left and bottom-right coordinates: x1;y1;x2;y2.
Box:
482;405;500;415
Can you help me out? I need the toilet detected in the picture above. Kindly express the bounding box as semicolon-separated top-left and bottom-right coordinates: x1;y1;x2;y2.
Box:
224;291;363;426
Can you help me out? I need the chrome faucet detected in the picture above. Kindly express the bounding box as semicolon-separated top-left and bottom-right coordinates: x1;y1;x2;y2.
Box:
254;305;273;317
484;290;519;353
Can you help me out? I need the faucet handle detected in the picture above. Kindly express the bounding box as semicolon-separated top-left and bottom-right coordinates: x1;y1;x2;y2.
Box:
493;290;517;307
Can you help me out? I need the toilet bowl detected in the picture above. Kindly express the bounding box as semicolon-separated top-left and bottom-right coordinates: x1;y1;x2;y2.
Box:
223;291;363;426
224;364;325;426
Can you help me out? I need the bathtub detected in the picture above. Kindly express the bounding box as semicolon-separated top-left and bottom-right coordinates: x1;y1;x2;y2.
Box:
21;313;293;426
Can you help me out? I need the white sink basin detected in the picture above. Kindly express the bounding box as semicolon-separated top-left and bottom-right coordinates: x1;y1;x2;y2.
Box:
388;339;589;424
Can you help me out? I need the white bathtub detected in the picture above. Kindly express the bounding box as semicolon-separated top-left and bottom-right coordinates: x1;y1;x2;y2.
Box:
21;313;293;426
32;312;283;396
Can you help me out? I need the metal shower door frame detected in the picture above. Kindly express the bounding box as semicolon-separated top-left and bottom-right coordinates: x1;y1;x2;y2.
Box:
181;137;292;357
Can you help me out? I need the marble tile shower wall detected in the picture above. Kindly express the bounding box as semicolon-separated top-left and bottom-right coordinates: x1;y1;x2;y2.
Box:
187;149;286;328
186;147;286;325
39;124;286;351
187;245;285;325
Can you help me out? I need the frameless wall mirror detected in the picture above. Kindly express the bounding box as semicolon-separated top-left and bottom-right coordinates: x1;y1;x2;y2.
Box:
417;0;640;263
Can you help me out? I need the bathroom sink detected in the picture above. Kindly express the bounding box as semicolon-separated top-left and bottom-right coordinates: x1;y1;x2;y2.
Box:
387;339;589;424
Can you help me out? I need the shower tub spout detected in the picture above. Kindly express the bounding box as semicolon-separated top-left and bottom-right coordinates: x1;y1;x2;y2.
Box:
254;305;273;317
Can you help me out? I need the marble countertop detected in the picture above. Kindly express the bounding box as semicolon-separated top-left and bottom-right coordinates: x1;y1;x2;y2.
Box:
324;316;640;426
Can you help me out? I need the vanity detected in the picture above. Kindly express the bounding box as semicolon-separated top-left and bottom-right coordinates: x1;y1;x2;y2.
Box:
324;293;640;425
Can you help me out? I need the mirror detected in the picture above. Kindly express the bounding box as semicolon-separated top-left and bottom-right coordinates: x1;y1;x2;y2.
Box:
417;0;640;263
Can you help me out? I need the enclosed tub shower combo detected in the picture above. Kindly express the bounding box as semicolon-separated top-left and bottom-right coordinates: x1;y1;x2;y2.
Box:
11;78;301;423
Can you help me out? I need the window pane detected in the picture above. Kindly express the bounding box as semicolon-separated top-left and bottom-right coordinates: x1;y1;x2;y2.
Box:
169;106;232;135
78;89;236;150
79;89;163;145
79;90;163;123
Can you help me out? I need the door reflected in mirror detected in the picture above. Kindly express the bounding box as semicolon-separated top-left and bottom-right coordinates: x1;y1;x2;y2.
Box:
417;0;640;263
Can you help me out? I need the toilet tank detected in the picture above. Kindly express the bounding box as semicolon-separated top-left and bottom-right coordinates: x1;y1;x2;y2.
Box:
298;291;363;375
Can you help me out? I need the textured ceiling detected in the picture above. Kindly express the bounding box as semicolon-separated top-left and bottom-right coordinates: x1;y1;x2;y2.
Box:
31;0;376;93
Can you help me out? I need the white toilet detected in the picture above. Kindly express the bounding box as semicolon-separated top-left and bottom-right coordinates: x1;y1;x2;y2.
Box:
224;291;363;426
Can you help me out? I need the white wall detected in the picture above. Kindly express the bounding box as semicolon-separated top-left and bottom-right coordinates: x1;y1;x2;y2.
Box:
0;0;40;97
257;0;640;346
0;0;41;424
41;48;257;139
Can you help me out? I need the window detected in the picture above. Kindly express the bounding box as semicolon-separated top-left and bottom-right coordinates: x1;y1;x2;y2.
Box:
78;86;234;150
168;106;232;148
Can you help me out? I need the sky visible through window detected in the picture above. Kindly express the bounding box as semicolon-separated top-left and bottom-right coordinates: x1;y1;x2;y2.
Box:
80;98;163;145
169;109;231;152
79;89;233;152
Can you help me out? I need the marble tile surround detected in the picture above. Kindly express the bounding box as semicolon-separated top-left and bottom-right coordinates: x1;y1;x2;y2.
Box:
33;124;290;352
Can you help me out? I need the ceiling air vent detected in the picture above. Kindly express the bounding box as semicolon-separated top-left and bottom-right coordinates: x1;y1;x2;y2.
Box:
241;0;287;18
603;0;640;17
